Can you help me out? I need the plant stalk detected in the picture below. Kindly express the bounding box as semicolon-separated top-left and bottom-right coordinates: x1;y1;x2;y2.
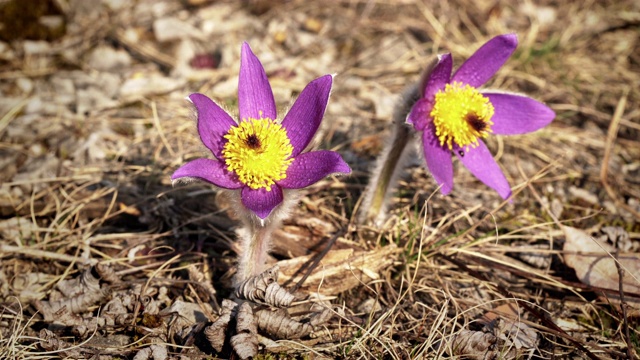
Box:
358;57;437;225
235;219;275;283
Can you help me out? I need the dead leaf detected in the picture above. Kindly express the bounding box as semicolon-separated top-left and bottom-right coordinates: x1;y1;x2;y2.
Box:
255;308;313;340
234;266;295;307
204;299;236;353
443;303;537;359
230;302;258;360
562;226;640;304
479;303;538;350
277;247;399;294
132;344;168;360
446;329;522;360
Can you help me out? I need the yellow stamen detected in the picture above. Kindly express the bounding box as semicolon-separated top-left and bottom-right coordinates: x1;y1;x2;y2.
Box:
222;118;293;190
430;81;495;150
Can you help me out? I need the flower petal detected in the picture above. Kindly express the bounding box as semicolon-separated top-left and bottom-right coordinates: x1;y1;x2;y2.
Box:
452;33;518;88
483;92;555;135
189;93;236;158
278;150;350;189
407;98;433;131
455;142;511;199
281;75;333;156
238;42;277;121
241;186;283;219
172;158;243;189
422;124;454;194
421;53;452;100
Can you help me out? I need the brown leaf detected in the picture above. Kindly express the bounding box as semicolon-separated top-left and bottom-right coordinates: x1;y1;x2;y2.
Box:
478;304;538;350
255;308;313;340
562;226;640;304
231;302;258;360
204;299;236;353
234;266;295;308
448;329;523;360
277;247;399;294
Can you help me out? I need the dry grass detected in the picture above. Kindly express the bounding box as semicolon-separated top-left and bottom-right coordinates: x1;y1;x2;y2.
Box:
1;0;639;358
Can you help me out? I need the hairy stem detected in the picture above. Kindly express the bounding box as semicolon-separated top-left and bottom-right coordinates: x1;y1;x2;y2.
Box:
358;84;420;225
235;220;275;283
358;57;437;225
232;190;298;285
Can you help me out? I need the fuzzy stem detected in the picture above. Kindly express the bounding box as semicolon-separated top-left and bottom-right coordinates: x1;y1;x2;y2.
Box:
232;190;299;285
358;86;418;225
367;123;411;214
358;57;437;225
235;220;275;283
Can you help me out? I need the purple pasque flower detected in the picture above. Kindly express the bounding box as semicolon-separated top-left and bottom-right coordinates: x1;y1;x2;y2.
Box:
172;42;351;219
407;33;555;199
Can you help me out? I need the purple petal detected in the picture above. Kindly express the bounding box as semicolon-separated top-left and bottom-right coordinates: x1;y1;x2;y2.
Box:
421;53;452;100
278;150;350;189
241;186;283;219
483;92;555;135
422;124;454;194
407;98;433;131
455;142;511;199
238;42;277;121
281;75;332;156
189;93;236;158
452;33;518;88
172;158;242;189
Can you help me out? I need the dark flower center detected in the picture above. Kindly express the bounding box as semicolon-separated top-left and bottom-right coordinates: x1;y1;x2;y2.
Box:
465;113;488;132
245;134;261;149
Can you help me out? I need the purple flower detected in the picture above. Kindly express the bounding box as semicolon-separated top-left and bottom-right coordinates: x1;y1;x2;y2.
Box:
407;33;555;199
172;43;351;219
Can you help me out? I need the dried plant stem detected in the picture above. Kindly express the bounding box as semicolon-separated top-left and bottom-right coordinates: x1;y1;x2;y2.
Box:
0;244;96;266
614;251;634;360
600;88;640;221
